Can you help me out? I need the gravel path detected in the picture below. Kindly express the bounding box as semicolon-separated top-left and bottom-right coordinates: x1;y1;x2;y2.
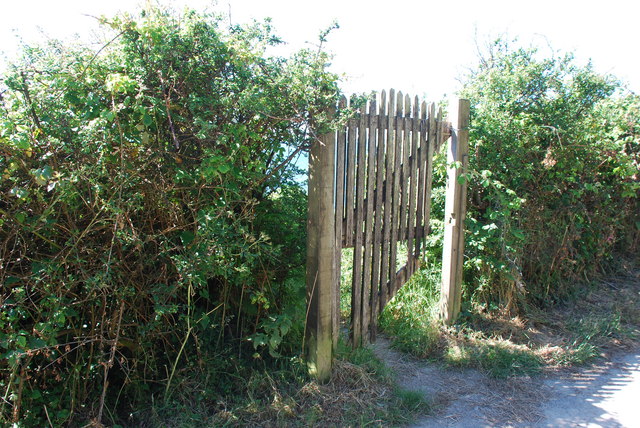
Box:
373;338;640;428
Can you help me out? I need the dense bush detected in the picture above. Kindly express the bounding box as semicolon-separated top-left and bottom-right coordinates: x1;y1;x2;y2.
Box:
460;40;639;309
0;7;339;426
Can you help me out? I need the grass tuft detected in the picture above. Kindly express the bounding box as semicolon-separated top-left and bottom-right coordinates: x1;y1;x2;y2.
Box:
445;340;542;378
379;266;442;358
377;262;639;378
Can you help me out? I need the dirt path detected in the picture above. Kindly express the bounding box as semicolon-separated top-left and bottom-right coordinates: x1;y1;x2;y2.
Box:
373;337;640;428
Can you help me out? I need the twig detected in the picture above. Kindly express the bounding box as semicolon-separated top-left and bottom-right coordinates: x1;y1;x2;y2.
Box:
81;30;125;78
158;73;180;149
12;367;24;423
301;270;319;357
43;405;54;428
164;281;195;403
97;301;125;424
19;71;42;130
257;142;308;188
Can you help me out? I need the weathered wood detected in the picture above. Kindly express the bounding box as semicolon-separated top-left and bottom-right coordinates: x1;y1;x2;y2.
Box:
388;91;404;296
421;104;437;243
406;98;419;276
310;90;469;355
306;114;337;381
379;89;396;312
414;101;428;262
345;114;357;247
435;109;444;153
440;99;470;325
398;96;414;244
351;103;367;346
370;90;387;340
333;96;347;349
361;96;377;344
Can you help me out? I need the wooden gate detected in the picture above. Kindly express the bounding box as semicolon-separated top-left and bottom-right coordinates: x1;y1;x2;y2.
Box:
305;90;469;380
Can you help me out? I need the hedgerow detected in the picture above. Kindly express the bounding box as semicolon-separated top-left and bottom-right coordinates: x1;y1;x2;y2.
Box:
459;40;639;309
0;7;339;426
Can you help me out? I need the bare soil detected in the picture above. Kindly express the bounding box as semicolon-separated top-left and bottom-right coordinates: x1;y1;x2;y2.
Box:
375;337;640;427
375;267;640;427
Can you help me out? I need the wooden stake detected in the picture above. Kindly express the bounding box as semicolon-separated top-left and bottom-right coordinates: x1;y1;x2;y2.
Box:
440;99;470;325
306;116;337;381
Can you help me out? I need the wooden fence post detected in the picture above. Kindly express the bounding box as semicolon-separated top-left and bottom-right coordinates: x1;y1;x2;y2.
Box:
440;98;470;325
306;125;336;381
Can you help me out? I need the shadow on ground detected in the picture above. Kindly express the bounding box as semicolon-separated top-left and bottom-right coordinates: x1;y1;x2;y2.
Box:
374;337;640;428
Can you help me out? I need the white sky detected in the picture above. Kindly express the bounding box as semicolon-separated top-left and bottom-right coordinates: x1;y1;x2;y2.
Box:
1;0;639;100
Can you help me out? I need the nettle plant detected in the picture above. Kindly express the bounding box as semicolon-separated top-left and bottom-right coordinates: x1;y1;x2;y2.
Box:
0;7;340;426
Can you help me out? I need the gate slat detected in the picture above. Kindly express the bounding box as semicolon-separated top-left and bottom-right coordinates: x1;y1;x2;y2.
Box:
345;112;357;247
334;95;347;345
351;102;367;346
387;91;404;302
421;104;437;242
379;89;396;312
406;100;419;276
370;90;387;340
398;96;412;244
414;100;428;260
361;97;377;343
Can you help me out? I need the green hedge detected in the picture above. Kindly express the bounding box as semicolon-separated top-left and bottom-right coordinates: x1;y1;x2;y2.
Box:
0;8;339;426
460;40;640;308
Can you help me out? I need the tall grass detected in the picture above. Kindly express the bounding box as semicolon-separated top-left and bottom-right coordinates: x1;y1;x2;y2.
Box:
379;264;442;357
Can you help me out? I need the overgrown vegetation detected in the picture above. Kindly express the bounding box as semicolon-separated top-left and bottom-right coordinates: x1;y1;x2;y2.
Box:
460;39;639;308
381;38;639;377
142;343;430;427
0;6;343;426
381;259;639;378
2;4;639;424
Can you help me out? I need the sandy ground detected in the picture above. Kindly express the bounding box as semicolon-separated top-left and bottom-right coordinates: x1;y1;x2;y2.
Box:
373;337;640;428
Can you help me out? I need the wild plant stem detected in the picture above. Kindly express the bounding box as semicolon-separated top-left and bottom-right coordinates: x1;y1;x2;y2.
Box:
165;281;193;403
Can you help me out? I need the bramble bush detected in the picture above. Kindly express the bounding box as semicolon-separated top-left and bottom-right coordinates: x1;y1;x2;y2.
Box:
459;40;639;309
381;40;638;372
0;7;340;426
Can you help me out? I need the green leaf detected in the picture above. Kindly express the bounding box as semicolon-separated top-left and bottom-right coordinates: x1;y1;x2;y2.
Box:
511;229;525;240
16;335;26;348
33;165;53;186
180;230;195;246
10;187;28;200
142;112;153;127
5;276;20;286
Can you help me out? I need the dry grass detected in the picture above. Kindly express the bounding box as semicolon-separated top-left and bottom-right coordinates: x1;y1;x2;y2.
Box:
455;263;640;370
208;355;428;427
